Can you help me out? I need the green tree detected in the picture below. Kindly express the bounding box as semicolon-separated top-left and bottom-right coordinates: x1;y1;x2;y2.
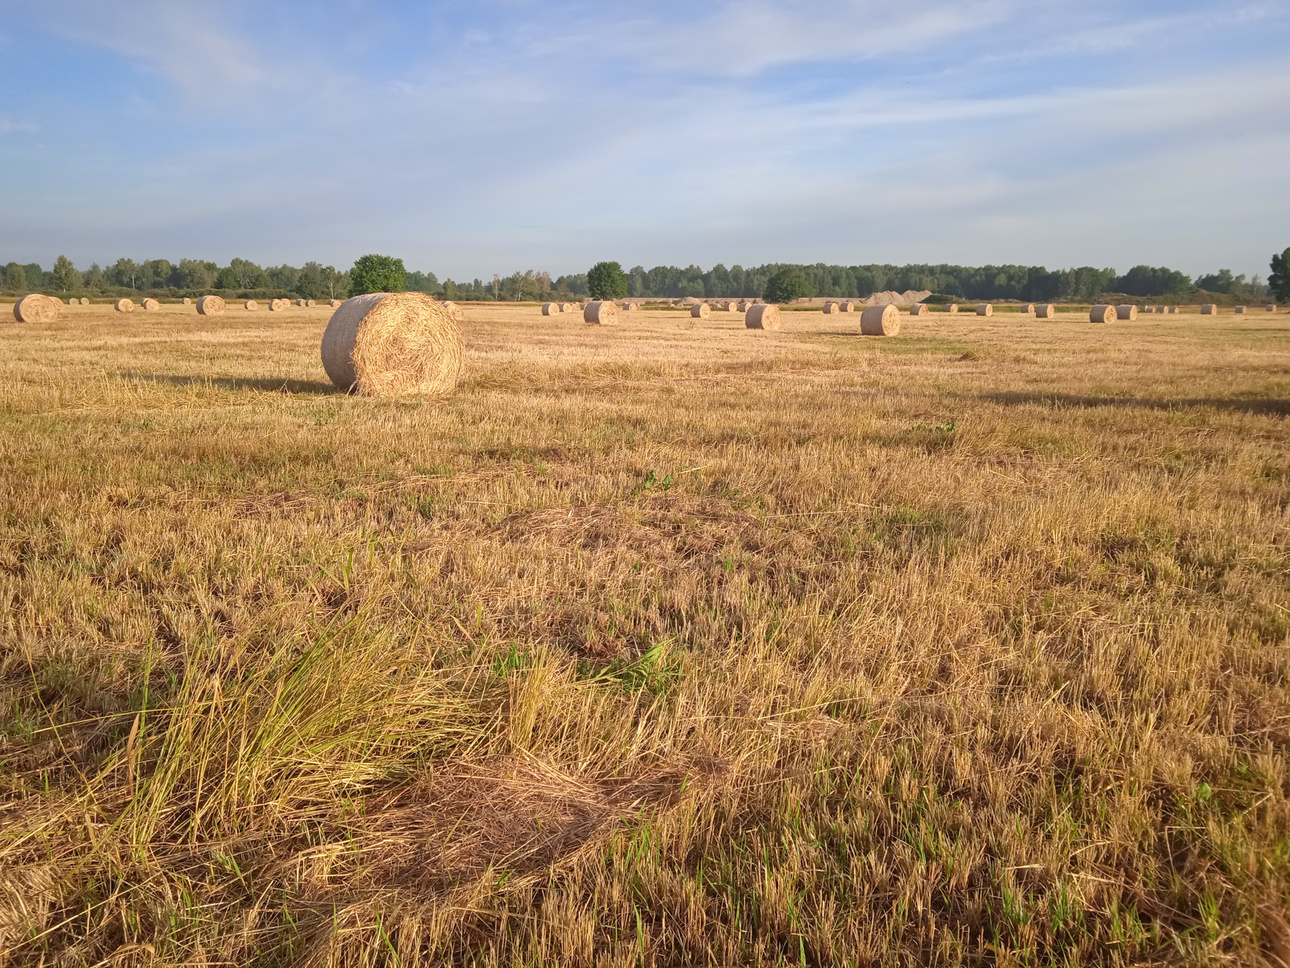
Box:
178;258;217;290
297;262;326;299
141;259;174;289
763;266;810;303
83;263;106;291
1270;248;1290;303
349;254;406;295
52;255;78;291
320;266;349;300
111;258;139;289
587;261;628;300
3;263;27;291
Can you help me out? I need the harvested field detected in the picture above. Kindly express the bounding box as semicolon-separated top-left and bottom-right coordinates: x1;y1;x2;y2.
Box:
0;302;1288;967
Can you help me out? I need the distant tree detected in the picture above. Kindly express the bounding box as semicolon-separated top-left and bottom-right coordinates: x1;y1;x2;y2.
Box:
587;261;628;300
178;258;217;290
320;265;349;299
141;259;175;289
219;258;268;290
297;262;326;299
1270;248;1290;302
349;254;406;295
110;258;139;289
52;255;78;291
763;266;810;303
83;263;106;291
1116;265;1191;297
268;264;301;291
405;270;440;293
1195;269;1236;294
3;262;27;291
24;263;46;289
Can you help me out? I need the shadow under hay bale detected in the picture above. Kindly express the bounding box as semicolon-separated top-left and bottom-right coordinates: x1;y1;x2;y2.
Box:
321;292;464;396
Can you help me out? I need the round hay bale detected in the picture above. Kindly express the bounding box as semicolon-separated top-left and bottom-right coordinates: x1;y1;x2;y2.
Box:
67;297;78;306
1021;303;1035;314
1116;305;1138;320
842;301;860;313
947;304;959;313
584;300;619;325
1090;304;1115;323
1035;304;1055;319
320;292;463;396
739;300;755;312
727;301;741;312
306;299;316;308
115;298;136;314
561;303;575;313
196;295;226;316
1200;304;1217;315
269;299;285;312
245;299;259;311
441;300;464;323
976;304;993;316
623;302;639;311
296;299;306;307
542;302;561;316
861;304;901;336
745;304;781;330
910;303;928;316
182;297;192;305
1235;305;1246;314
1268;305;1277;312
80;297;89;305
14;294;60;322
823;301;840;314
330;299;342;308
691;303;711;319
142;298;160;311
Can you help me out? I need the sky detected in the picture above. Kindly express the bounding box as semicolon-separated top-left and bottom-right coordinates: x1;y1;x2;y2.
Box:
0;0;1287;281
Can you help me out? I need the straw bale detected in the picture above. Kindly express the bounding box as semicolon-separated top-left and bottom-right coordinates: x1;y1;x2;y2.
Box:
561;303;575;313
1090;304;1115;323
842;301;859;313
1035;304;1055;319
14;294;60;323
442;300;465;323
1268;305;1278;312
976;304;993;316
269;299;285;312
182;297;191;305
745;304;781;330
320;292;464;395
822;301;840;314
115;298;136;314
1235;306;1246;314
67;297;77;306
727;301;741;311
1116;305;1138;320
861;304;902;336
1200;304;1217;315
1021;303;1035;314
142;298;159;311
245;299;259;311
330;299;342;308
909;303;928;316
542;302;561;316
307;299;316;307
296;299;307;307
623;302;639;311
196;295;226;316
80;297;89;305
691;303;711;319
947;304;959;313
584;300;619;325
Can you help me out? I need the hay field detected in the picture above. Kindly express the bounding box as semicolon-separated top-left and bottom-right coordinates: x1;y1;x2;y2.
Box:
2;302;1289;966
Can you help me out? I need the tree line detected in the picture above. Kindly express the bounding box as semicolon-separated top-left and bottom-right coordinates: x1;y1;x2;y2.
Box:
0;255;1275;302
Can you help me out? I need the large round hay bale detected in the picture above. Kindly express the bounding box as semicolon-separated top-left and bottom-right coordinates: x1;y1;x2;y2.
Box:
947;304;959;313
14;294;60;322
245;299;259;311
584;300;619;325
307;299;316;308
727;301;741;312
296;298;306;307
321;292;463;396
67;297;78;306
80;297;89;305
976;304;993;316
441;300;464;323
910;303;928;316
561;302;575;313
842;301;859;313
823;301;840;314
690;302;711;319
861;304;901;336
1036;304;1055;319
542;302;561;316
1021;303;1035;314
269;299;285;312
1200;304;1217;315
197;295;226;316
1235;305;1246;314
182;297;192;305
115;298;136;314
1090;304;1115;323
142;298;160;311
745;304;781;330
1116;304;1138;320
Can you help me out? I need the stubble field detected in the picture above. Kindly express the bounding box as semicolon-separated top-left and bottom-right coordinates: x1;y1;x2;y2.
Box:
1;302;1289;967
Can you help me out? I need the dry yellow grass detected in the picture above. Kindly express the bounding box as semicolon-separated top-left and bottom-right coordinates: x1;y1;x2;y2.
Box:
0;303;1288;966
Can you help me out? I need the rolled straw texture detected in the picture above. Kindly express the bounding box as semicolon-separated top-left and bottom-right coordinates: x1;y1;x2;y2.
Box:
245;300;259;311
182;297;192;305
910;303;928;316
976;304;993;316
67;297;77;306
823;302;840;314
583;300;619;325
842;302;859;313
542;302;561;316
1036;304;1055;318
14;294;60;323
80;297;89;305
727;301;741;311
561;303;575;313
745;304;781;330
197;295;226;316
1090;305;1116;323
115;298;136;313
861;304;901;336
442;301;464;323
1116;305;1138;320
1022;304;1035;314
330;299;342;308
947;304;959;313
1200;304;1217;315
142;298;160;311
691;303;711;319
320;292;463;396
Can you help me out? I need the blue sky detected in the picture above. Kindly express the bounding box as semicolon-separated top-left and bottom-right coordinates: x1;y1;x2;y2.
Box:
1;0;1287;280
